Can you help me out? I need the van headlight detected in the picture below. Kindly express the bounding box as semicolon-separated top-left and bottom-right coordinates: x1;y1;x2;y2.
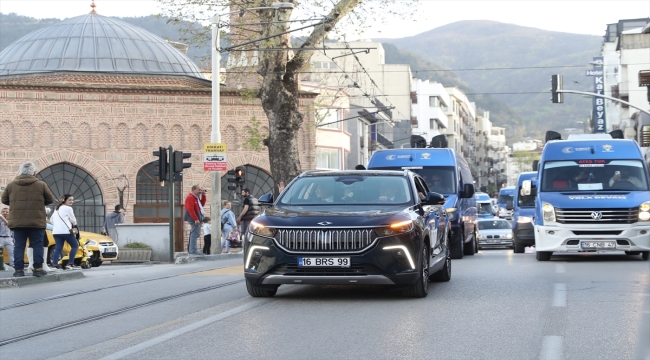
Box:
249;221;277;238
542;202;556;224
446;207;458;221
639;202;650;221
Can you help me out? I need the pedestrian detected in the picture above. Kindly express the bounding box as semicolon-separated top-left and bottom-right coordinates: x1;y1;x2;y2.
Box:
0;207;14;269
27;207;56;273
0;162;55;277
103;205;125;241
51;194;80;270
202;217;211;255
237;188;260;239
184;185;207;256
221;200;237;254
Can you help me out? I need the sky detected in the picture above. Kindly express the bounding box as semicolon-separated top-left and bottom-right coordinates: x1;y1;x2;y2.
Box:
1;0;649;39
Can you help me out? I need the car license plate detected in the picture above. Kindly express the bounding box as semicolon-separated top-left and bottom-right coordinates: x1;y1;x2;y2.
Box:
580;241;616;249
104;247;116;253
298;257;350;267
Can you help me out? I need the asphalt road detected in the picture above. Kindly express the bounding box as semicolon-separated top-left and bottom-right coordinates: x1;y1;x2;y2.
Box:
1;250;648;360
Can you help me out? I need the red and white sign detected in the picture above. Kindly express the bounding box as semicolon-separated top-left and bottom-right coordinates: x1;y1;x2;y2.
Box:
204;162;227;171
203;152;227;172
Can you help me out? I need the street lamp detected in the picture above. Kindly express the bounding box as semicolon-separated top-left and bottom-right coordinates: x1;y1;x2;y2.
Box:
210;2;294;253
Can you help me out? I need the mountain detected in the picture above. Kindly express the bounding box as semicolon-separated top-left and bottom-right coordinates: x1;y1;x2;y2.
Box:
378;20;603;138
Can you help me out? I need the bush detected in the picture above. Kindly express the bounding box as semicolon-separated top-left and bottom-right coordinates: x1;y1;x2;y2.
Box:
123;242;150;249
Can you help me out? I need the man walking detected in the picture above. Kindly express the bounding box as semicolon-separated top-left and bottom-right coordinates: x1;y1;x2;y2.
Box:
103;205;125;241
1;162;55;277
0;207;14;269
184;185;207;256
237;188;260;239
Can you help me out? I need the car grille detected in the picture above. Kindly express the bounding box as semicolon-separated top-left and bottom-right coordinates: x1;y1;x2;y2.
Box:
99;242;115;246
274;228;376;252
571;230;623;236
486;235;501;239
102;252;118;258
555;208;639;224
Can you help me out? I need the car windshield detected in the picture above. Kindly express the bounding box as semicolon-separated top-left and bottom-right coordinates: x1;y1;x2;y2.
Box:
278;175;413;205
370;166;457;194
498;194;514;204
541;159;649;192
478;202;493;214
478;220;511;230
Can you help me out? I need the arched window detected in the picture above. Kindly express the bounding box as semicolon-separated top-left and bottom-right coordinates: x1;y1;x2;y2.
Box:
36;163;105;234
220;164;274;216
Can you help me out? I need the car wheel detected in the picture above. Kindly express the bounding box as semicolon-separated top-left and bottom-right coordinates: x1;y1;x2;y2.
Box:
430;240;451;282
91;253;102;267
474;229;479;253
642;252;649;261
246;280;278;297
404;245;429;298
450;235;464;259
625;251;641;256
536;251;552;261
513;240;525;254
464;234;476;256
81;260;91;269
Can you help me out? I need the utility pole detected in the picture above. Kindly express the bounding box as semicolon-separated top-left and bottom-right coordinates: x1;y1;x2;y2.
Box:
210;16;222;254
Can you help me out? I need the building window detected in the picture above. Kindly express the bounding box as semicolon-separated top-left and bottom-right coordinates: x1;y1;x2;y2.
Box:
454;120;457;132
318;109;340;129
428;96;439;107
313;61;337;69
429;119;438;130
316;148;341;170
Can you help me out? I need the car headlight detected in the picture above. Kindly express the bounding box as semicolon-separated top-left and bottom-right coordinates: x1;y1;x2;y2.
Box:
517;216;533;223
249;221;277;238
503;233;513;239
85;240;98;246
542;202;556;224
640;201;650;221
478;234;486;239
446;207;458;221
375;220;414;237
499;207;506;212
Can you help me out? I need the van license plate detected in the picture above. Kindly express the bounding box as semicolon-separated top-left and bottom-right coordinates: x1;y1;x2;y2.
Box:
298;257;350;267
581;241;616;249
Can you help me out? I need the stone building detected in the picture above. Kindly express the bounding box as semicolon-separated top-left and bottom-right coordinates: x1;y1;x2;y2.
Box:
0;9;316;247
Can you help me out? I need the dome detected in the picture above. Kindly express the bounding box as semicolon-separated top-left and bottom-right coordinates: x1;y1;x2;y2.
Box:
0;14;204;79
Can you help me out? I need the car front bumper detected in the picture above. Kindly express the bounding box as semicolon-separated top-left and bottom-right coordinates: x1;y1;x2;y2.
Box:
244;235;421;286
498;210;512;219
478;238;513;248
534;223;650;252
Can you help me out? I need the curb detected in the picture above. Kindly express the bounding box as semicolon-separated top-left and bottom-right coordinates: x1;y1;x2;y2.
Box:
0;270;85;289
175;252;244;264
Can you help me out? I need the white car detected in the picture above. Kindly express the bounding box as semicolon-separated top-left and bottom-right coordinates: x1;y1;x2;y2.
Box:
477;219;513;249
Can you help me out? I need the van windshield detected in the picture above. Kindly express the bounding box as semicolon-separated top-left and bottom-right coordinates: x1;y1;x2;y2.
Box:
541;159;649;192
498;194;513;204
370;166;457;194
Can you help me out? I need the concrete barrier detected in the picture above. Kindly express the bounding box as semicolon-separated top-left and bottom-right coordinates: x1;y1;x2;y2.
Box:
0;271;84;288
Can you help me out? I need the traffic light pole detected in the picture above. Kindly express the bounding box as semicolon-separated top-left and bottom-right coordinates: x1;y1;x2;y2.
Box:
556;89;650;116
211;16;222;254
168;145;175;262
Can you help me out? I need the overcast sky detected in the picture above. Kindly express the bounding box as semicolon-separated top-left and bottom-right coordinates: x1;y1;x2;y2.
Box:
1;0;649;38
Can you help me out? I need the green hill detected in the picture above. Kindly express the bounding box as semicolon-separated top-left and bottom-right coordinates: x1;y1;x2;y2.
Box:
378;20;603;138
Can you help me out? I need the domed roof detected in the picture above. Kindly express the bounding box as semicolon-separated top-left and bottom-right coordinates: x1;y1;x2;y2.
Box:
0;13;204;79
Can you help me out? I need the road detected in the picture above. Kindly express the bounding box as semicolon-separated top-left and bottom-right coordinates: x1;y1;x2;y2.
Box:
1;251;648;360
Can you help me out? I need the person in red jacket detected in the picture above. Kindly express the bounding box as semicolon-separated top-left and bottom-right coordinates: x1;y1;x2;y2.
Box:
184;185;207;255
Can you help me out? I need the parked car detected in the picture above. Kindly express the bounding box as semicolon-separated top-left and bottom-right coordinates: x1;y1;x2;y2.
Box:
477;218;513;249
243;170;450;298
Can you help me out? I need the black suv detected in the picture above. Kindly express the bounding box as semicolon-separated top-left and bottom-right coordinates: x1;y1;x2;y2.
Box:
243;170;451;298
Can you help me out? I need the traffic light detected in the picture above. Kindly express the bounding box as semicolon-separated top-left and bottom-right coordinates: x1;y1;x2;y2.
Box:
172;151;192;182
235;167;245;186
226;170;237;191
551;74;563;103
152;147;168;183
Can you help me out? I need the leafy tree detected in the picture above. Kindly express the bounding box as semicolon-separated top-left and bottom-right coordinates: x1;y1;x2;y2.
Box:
158;0;416;189
511;150;540;175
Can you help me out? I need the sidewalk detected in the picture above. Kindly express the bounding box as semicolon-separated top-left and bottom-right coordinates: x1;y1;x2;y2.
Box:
0;268;84;288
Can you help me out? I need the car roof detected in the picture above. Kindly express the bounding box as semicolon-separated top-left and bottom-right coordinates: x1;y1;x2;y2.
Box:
300;170;409;177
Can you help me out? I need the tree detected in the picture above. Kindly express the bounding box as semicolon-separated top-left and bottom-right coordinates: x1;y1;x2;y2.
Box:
159;0;415;189
511;150;540;175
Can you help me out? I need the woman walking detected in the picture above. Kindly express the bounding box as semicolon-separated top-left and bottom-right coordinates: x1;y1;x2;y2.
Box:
220;200;237;254
51;194;79;270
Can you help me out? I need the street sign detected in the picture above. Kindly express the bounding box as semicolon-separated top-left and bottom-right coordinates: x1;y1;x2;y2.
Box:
204;143;227;153
203;152;227;172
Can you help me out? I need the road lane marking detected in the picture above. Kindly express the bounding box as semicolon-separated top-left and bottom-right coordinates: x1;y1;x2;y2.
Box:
553;283;567;307
539;335;563;360
183;265;243;276
555;264;565;273
100;299;270;360
117;319;182;339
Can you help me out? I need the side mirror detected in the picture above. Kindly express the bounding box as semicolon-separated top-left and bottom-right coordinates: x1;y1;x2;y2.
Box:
521;180;532;196
424;192;446;205
258;193;273;204
506;201;513;210
461;183;475;198
532;160;539;172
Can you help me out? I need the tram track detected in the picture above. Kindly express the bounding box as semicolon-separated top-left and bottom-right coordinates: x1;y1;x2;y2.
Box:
0;279;245;347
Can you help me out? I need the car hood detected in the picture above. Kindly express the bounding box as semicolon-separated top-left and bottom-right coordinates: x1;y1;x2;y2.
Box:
540;191;650;209
259;206;409;227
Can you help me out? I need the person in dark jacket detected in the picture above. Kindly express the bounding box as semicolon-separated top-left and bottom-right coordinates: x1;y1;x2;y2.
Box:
103;205;125;241
184;185;207;256
237;188;260;239
0;162;54;277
